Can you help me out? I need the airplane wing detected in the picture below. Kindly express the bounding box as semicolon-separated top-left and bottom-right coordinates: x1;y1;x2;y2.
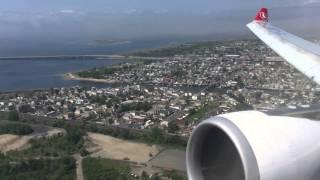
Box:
247;8;320;85
186;9;320;180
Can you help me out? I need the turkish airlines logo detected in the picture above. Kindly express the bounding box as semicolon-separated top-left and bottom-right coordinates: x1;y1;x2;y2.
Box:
259;12;267;20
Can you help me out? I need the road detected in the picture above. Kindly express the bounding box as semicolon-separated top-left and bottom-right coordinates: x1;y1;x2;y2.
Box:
266;103;320;120
74;154;84;180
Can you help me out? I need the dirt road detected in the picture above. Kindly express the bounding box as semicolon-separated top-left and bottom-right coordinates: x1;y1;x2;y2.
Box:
74;154;84;180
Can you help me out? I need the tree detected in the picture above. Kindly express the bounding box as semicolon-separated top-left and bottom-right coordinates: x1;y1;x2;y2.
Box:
150;127;165;144
8;105;16;111
0;123;33;135
140;171;149;180
65;125;85;146
163;170;187;180
168;121;179;133
8;110;19;121
108;118;114;125
254;91;263;100
19;104;35;113
82;158;132;180
119;129;132;139
68;104;76;112
150;174;162;180
80;148;89;157
117;102;152;113
237;94;246;103
0;158;76;179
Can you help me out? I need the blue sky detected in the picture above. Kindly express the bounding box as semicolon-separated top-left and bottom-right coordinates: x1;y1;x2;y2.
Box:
0;0;320;56
0;0;316;13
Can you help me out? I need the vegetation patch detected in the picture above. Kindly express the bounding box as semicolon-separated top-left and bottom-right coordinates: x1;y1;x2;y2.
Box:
128;41;224;57
89;126;187;146
0;123;83;179
0;123;33;135
0;157;76;180
186;101;219;123
162;170;188;180
117;101;152;113
139;170;187;180
7;124;85;158
76;64;132;79
82;157;132;180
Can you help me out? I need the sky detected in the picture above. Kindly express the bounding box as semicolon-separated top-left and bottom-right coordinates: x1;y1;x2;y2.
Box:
0;0;317;12
0;0;320;56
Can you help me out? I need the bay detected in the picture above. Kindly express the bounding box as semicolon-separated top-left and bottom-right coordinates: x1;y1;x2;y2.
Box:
0;58;125;91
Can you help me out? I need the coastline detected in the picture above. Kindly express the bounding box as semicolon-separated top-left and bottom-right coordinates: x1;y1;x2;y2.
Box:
64;73;119;83
0;55;168;61
62;55;167;84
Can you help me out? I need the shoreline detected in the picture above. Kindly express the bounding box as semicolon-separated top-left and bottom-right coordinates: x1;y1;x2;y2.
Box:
64;73;120;83
0;55;168;61
62;55;167;84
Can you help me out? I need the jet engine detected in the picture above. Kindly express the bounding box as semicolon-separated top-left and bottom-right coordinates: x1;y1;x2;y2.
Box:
186;111;320;180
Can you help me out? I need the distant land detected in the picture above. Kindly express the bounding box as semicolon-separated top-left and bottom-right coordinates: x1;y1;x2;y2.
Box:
92;40;132;46
0;35;253;57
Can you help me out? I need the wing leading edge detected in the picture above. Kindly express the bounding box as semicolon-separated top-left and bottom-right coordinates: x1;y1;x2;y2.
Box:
247;8;320;85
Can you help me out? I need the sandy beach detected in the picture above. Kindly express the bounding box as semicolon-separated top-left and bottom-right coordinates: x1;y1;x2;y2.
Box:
64;73;119;83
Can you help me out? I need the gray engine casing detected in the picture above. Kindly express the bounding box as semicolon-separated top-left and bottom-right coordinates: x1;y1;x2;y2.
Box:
186;111;320;180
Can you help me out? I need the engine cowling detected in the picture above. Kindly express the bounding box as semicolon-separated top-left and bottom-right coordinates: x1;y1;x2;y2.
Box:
186;111;320;180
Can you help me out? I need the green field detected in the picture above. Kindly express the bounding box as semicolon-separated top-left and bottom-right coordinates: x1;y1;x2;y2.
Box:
0;157;76;180
82;157;133;180
82;157;187;180
0;123;33;135
0;123;83;180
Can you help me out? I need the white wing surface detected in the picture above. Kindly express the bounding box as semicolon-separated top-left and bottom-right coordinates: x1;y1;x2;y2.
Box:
247;8;320;85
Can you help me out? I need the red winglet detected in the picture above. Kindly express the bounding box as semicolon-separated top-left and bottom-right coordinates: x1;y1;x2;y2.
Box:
254;8;269;22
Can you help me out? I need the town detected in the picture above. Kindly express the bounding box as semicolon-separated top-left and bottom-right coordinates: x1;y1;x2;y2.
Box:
1;40;320;137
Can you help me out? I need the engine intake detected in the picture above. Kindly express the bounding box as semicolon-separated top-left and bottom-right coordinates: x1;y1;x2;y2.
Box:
186;111;320;180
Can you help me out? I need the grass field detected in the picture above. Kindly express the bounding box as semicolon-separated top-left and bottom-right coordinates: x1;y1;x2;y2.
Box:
82;157;133;180
0;157;76;180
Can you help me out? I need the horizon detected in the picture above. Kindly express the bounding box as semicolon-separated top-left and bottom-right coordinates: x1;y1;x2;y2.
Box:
1;1;320;56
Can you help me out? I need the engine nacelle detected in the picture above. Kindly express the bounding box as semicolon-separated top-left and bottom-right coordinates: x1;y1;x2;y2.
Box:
186;111;320;180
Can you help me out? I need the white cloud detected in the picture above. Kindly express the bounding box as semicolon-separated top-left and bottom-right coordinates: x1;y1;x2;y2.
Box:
125;9;138;14
303;0;320;5
59;9;75;14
